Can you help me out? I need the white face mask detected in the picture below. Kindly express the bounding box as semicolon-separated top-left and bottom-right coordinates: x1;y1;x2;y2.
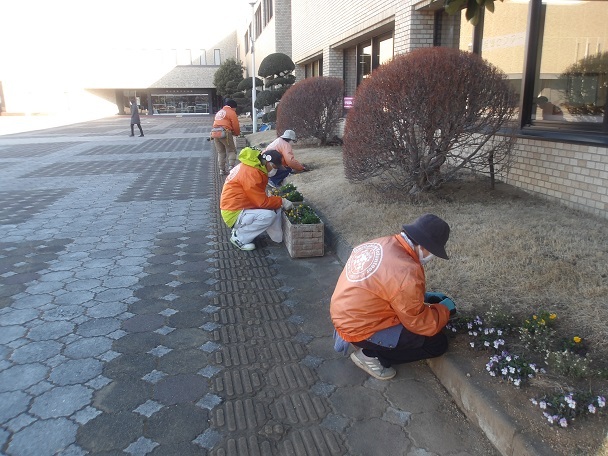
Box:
268;168;278;177
418;246;434;265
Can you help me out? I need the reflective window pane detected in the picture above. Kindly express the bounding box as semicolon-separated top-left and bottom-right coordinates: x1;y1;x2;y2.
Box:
534;1;608;124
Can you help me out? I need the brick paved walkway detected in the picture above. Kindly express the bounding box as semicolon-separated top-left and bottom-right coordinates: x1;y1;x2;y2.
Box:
0;116;497;455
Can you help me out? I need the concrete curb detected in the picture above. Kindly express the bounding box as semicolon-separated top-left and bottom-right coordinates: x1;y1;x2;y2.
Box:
317;209;553;456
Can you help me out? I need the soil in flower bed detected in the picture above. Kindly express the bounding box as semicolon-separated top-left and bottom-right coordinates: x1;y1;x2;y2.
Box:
447;336;607;456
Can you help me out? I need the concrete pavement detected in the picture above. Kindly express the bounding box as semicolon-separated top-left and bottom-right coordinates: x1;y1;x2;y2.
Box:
0;115;501;455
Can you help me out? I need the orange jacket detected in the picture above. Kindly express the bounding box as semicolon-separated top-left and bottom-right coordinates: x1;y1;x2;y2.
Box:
263;137;305;172
213;105;240;136
219;147;282;227
330;234;450;342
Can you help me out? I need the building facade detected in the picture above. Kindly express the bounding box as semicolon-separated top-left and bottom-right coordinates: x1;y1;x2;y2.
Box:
243;0;608;219
0;31;238;118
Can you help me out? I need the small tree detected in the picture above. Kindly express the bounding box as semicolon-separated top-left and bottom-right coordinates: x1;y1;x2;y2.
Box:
343;47;517;194
213;58;245;98
258;53;296;110
277;77;344;146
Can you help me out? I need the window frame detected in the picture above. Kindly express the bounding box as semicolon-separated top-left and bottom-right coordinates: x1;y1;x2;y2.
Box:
468;0;607;142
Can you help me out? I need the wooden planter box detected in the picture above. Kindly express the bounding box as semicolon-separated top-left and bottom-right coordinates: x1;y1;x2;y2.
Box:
282;212;324;258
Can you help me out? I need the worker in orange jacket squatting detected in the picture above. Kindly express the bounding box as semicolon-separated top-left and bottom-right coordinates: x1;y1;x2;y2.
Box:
330;213;456;380
262;129;308;188
220;147;294;251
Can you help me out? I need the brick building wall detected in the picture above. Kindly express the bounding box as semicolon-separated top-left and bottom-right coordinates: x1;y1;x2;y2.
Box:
506;140;608;219
274;0;293;57
283;0;608;220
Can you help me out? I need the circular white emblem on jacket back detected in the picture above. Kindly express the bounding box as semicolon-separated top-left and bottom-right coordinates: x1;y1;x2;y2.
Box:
346;242;383;282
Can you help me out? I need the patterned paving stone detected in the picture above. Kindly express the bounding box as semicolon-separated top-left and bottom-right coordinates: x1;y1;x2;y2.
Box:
0;142;82;158
7;417;79;456
144;403;208;444
93;380;153;413
153;374;208;405
82;138;205;155
76;411;144;453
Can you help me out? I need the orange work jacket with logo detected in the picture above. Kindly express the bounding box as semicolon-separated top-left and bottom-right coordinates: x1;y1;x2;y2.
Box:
330;234;450;342
213;105;240;136
219;147;282;227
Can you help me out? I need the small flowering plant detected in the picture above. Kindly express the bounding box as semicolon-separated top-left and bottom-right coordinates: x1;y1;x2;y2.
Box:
519;311;557;353
486;351;537;387
530;392;606;427
558;335;588;356
446;314;508;352
285;204;321;224
269;183;304;202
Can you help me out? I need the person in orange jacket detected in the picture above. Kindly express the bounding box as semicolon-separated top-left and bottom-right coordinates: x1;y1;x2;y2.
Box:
330;213;455;380
213;99;241;175
220;147;294;251
262;129;308;188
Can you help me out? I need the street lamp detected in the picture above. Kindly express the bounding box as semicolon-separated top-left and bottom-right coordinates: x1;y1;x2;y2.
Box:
249;1;257;132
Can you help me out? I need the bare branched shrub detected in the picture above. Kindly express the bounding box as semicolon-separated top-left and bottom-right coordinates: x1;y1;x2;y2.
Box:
277;77;344;145
343;47;517;194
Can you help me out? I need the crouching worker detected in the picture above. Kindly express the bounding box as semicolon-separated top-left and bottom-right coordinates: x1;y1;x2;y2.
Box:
330;214;456;380
263;130;308;188
220;147;294;251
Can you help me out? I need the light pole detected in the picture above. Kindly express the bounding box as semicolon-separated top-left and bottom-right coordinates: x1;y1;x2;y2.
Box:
249;1;257;132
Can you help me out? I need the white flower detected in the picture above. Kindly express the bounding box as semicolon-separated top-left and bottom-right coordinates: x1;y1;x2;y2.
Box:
588;404;596;414
489;371;496;377
501;368;508;376
514;378;521;387
484;341;490;347
509;366;516;374
598;396;606;408
470;342;475;348
540;401;547;410
559;418;568;428
530;398;538;405
497;329;503;336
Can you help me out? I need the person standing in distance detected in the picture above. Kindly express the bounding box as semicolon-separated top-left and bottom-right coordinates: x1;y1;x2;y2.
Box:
213;99;241;175
129;98;144;137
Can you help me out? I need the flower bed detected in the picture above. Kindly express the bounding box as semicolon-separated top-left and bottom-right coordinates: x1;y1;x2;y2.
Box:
269;183;304;203
282;204;324;258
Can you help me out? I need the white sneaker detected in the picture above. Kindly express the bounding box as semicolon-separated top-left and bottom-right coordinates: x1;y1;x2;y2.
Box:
350;349;396;380
230;230;255;251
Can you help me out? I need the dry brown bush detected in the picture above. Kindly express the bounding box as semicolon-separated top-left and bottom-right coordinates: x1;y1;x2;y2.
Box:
343;47;517;194
276;77;344;146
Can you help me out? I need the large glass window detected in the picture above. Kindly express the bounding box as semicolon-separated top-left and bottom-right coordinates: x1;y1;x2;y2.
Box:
459;0;607;134
304;58;323;78
151;94;210;114
376;33;394;67
533;1;607;125
263;0;273;26
356;32;394;86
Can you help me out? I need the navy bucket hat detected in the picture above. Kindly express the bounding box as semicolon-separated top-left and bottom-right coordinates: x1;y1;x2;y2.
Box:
402;214;450;260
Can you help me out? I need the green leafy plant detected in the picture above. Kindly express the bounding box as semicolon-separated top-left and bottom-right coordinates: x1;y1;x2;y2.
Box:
285;204;321;224
269;183;303;202
519;311;557;353
545;349;592;378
